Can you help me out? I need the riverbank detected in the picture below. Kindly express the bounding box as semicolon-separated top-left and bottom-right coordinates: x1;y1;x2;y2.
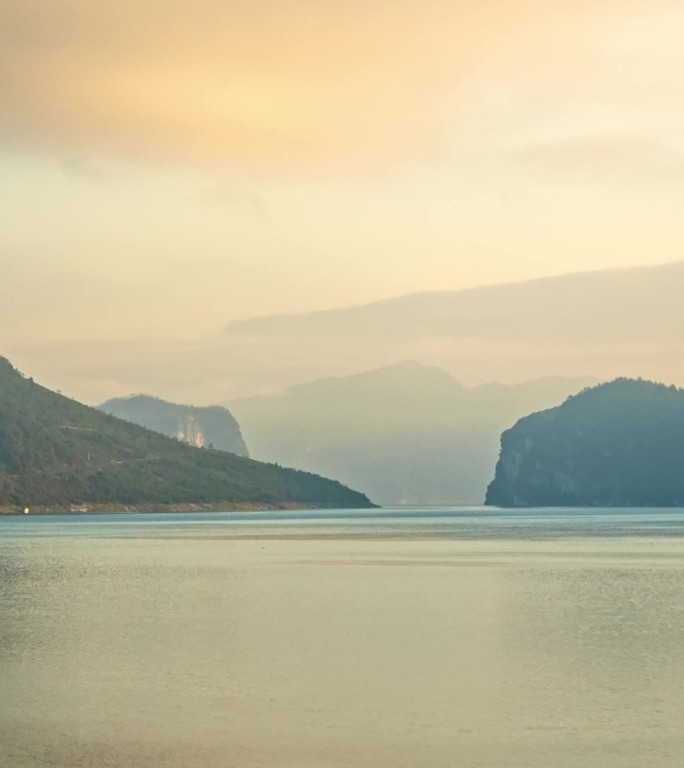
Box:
0;501;368;515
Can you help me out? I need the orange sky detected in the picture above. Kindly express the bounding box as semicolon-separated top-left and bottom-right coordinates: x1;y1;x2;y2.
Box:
1;0;684;347
4;0;680;169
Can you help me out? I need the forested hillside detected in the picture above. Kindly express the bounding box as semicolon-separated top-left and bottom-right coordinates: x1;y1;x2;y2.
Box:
486;378;684;507
0;358;372;511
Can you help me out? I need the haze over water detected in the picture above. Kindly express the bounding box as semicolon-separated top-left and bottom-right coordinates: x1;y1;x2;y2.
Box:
2;508;684;768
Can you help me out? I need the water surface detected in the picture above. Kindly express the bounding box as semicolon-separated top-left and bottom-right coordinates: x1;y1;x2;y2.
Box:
1;507;683;767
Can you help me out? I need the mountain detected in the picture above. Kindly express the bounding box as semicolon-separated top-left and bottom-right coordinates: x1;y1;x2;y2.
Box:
0;357;373;511
486;378;684;507
98;395;249;456
229;362;594;505
9;261;684;404
226;260;684;346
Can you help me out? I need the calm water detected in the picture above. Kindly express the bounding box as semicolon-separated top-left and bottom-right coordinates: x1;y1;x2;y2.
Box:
1;507;684;767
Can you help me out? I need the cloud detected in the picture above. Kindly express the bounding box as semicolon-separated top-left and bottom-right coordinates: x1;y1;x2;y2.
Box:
514;134;684;181
1;0;673;174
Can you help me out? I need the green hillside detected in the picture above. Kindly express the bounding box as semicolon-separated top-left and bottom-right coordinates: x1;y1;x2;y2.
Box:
486;378;684;507
0;358;373;511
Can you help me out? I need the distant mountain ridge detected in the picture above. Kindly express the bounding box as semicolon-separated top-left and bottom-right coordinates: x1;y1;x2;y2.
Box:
486;378;684;507
10;260;684;404
99;395;249;456
0;357;373;511
225;261;684;346
230;362;595;505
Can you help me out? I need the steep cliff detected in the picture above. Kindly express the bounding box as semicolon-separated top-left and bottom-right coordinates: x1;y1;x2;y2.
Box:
486;378;684;507
99;395;249;456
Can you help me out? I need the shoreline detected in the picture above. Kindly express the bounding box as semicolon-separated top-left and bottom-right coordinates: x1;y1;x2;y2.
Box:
0;501;376;516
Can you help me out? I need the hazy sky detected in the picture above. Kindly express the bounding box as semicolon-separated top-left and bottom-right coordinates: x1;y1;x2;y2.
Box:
2;0;684;349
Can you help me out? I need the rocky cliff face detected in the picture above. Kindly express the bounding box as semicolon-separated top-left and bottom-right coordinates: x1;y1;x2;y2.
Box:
99;395;249;457
485;379;684;507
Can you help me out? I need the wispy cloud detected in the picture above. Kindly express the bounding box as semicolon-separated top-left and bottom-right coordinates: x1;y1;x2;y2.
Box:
2;0;674;174
514;135;684;181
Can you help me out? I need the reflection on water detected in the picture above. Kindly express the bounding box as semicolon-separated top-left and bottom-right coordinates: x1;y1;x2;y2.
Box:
1;509;683;767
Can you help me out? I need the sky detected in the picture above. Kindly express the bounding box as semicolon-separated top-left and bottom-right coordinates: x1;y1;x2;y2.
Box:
1;0;684;398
